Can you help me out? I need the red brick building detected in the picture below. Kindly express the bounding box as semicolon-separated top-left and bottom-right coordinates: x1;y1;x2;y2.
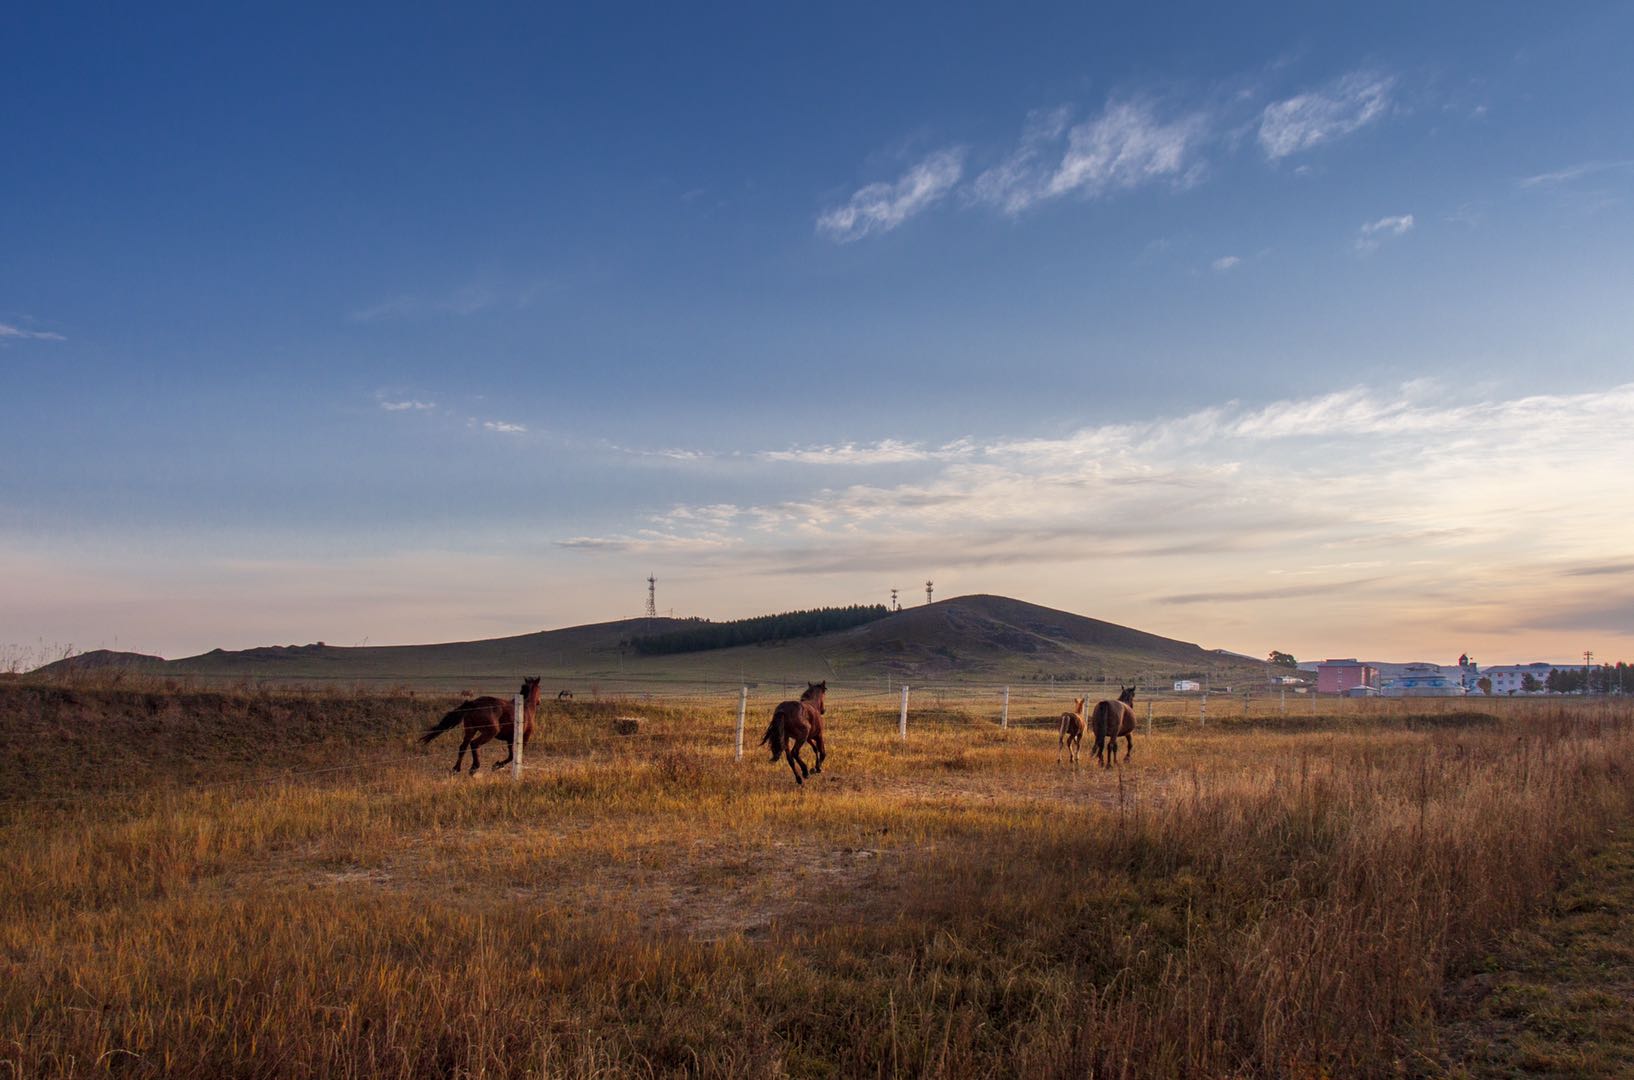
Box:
1316;659;1378;694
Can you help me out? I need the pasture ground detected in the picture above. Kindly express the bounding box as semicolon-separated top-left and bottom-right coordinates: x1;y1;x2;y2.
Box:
3;681;1633;1077
1421;822;1634;1078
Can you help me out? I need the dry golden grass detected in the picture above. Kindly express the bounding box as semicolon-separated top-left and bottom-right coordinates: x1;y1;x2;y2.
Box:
3;684;1632;1078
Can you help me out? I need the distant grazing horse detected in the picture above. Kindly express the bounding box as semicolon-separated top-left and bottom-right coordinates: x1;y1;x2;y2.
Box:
759;681;827;785
556;689;573;701
421;677;541;774
1092;686;1137;768
1057;697;1088;764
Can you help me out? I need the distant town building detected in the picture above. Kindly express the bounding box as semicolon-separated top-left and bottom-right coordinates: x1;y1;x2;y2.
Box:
1379;662;1465;697
1317;659;1378;694
1482;663;1588;694
1173;679;1201;692
1457;654;1481;692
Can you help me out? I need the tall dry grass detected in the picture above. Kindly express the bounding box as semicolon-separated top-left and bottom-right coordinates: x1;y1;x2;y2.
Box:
2;688;1630;1077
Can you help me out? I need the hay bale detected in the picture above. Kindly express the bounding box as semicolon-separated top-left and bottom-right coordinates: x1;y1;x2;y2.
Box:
613;716;643;736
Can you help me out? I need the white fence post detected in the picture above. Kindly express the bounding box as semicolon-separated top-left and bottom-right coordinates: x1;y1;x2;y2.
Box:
899;685;910;740
512;693;524;782
1200;692;1207;728
736;686;747;760
1147;699;1153;737
1000;686;1010;729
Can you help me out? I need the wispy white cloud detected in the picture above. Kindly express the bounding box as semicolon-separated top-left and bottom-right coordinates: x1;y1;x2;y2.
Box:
1211;255;1242;272
761;439;972;466
1258;71;1393;159
973;100;1207;214
558;383;1634;657
1354;212;1414;252
380;399;436;412
479;419;527;434
1518;160;1634;188
0;321;65;342
816;148;966;242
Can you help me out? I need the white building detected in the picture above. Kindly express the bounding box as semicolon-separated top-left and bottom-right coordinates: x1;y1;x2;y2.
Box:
1173;679;1201;692
1482;663;1586;694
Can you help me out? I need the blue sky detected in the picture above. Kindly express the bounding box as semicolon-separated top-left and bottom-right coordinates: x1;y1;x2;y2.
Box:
4;2;1632;665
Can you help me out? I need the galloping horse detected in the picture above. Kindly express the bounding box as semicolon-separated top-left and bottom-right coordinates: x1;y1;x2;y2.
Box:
421;676;541;774
1091;685;1138;768
1057;697;1088;764
759;681;827;785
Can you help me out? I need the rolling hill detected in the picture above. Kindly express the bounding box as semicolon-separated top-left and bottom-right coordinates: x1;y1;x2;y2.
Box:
33;595;1272;689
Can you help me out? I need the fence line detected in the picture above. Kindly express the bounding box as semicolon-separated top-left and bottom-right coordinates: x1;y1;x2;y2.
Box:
0;680;1559;808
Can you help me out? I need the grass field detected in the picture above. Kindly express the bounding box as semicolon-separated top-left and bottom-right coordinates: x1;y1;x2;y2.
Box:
3;680;1632;1077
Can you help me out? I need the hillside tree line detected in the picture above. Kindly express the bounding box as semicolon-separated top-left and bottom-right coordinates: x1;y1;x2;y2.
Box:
627;605;891;656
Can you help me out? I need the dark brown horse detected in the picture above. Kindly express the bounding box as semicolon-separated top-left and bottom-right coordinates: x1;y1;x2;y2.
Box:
1091;685;1137;768
421;676;541;774
759;681;827;785
1057;696;1088;764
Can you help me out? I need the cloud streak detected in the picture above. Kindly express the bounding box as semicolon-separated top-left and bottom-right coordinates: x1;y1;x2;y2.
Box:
816;148;966;241
824;66;1400;239
0;321;65;342
1258;71;1393;159
1355;213;1414;252
972;100;1207;214
1518;160;1634;188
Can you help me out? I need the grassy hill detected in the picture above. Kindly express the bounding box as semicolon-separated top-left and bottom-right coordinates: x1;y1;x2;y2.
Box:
33;595;1272;689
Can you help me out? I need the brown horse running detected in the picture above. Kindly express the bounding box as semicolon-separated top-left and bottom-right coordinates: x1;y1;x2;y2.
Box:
421;676;541;774
1092;685;1138;768
759;681;827;785
1057;697;1088;764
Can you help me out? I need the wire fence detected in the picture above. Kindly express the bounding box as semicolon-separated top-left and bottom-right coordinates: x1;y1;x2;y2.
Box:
1;672;1575;808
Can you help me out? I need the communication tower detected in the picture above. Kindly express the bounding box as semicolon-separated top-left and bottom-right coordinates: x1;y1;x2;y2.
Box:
890;588;898;611
925;580;934;605
646;575;657;618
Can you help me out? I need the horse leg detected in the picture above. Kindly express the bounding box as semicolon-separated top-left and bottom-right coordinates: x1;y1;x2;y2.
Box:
784;746;804;785
1123;732;1133;760
492;736;514;771
452;732;472;773
789;739;810;784
810;731;825;773
468;729;496;775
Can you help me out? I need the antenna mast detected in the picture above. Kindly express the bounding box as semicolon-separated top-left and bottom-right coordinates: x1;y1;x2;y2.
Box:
925;580;934;605
890;587;899;611
646;575;657;618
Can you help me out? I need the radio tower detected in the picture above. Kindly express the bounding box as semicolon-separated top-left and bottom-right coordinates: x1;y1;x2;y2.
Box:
645;575;657;618
890;588;899;611
925;580;934;605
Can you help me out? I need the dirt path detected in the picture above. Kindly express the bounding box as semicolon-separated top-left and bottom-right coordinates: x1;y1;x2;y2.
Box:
1421;823;1634;1078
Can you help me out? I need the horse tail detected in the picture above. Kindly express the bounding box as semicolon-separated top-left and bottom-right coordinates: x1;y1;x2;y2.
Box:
420;706;466;744
760;712;785;761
